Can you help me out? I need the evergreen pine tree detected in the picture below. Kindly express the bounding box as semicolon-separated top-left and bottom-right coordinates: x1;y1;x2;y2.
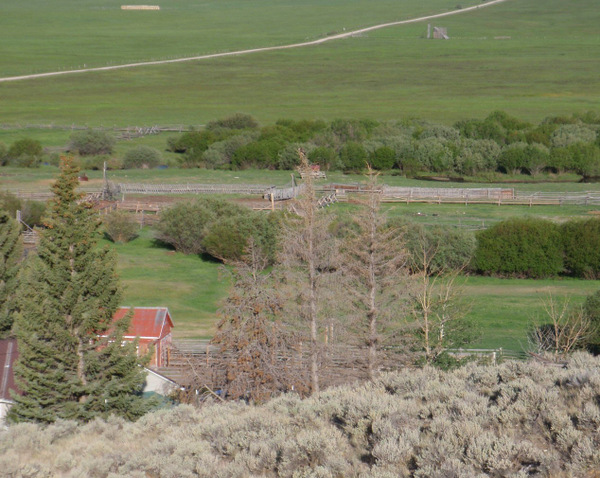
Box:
0;210;23;336
9;157;150;423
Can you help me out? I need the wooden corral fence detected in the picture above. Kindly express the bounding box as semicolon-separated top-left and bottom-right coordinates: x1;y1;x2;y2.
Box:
9;188;105;202
317;192;338;208
263;183;304;201
112;182;274;196
159;340;529;390
375;187;600;206
513;191;600;206
8;181;600;208
446;348;528;364
0;123;199;134
381;186;514;204
162;339;412;389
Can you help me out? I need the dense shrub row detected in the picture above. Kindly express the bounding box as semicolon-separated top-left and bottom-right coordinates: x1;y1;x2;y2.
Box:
474;217;600;278
154;195;600;279
2;111;599;175
2;353;600;476
163;111;600;176
155;198;281;263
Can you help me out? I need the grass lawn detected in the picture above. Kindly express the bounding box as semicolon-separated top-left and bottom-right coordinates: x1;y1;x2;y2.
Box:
102;228;229;339
1;0;598;126
463;276;600;351
103;226;600;351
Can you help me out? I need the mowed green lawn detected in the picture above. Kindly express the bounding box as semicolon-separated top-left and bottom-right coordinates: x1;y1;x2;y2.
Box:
102;228;229;339
1;0;598;125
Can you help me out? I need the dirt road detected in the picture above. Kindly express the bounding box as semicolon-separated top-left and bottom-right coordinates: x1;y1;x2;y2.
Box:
0;0;508;83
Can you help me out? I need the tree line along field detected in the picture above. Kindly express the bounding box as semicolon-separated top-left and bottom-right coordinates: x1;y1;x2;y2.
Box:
90;202;600;350
0;0;598;125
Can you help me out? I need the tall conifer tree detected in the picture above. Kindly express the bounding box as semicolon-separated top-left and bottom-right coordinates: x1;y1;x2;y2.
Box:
9;157;150;423
0;211;23;336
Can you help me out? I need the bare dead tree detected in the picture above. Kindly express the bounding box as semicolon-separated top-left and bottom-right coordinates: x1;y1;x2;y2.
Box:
278;150;340;395
210;240;309;403
410;228;472;363
343;167;409;379
529;294;595;360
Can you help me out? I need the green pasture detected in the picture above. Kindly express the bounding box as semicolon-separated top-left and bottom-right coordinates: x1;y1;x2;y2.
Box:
463;276;600;351
381;202;600;227
101;228;229;339
1;0;598;126
104;227;600;350
1;0;480;77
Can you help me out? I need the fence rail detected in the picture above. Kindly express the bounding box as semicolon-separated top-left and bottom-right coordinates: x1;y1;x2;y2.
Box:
114;182;273;195
0;123;200;133
7;181;600;207
447;347;528;363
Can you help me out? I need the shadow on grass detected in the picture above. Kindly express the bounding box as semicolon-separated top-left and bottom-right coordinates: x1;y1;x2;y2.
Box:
102;232;139;244
149;236;223;264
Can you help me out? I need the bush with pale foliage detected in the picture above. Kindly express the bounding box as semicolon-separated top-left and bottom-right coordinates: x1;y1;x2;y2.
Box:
2;353;600;477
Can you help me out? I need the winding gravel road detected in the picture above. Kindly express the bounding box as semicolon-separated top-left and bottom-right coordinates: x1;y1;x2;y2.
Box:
0;0;508;83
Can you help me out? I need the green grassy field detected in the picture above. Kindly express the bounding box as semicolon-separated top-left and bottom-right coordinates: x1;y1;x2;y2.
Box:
463;276;600;350
101;228;228;339
1;0;480;77
107;227;600;351
1;0;598;125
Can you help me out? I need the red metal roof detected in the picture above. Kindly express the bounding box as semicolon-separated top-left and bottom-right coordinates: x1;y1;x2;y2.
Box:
113;307;174;340
0;339;19;400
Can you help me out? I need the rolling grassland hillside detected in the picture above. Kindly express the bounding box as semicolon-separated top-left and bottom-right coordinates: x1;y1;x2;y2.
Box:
0;0;598;124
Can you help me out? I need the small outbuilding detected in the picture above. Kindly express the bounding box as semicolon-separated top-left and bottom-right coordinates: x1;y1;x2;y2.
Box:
111;307;174;369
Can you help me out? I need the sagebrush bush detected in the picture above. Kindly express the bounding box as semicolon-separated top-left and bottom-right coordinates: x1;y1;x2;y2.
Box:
123;145;162;169
69;130;115;156
3;354;600;477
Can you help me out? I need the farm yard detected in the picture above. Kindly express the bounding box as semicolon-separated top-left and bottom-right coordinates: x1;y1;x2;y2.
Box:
6;164;599;353
3;0;600;474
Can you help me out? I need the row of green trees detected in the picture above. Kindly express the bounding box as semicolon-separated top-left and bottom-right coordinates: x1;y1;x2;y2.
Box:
3;110;600;177
0;158;152;424
152;197;600;281
165;111;600;176
474;217;600;279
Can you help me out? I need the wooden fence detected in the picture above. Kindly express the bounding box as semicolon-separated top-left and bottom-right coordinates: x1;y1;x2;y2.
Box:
113;182;273;196
8;181;600;207
382;186;513;204
376;187;600;206
447;348;528;364
263;184;304;201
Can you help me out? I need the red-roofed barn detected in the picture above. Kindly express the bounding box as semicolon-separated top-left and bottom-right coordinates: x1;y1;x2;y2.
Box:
112;307;174;368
